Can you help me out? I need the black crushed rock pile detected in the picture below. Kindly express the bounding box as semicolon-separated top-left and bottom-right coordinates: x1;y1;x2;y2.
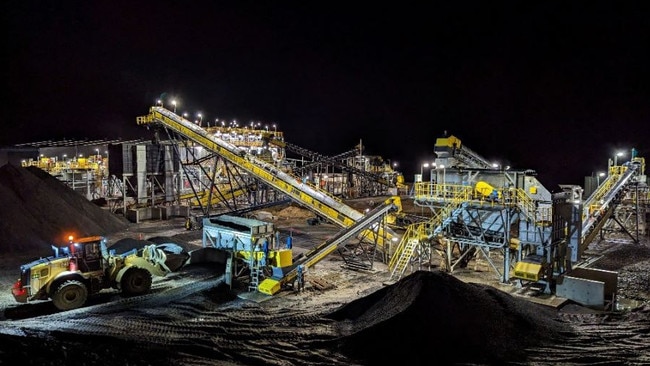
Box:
0;163;130;255
327;270;572;365
593;244;650;271
109;238;156;254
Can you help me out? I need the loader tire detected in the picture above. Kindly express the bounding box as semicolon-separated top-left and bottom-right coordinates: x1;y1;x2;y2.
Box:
120;268;152;296
52;280;88;311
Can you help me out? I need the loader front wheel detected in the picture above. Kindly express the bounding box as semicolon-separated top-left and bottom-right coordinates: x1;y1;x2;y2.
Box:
120;268;152;296
52;280;88;311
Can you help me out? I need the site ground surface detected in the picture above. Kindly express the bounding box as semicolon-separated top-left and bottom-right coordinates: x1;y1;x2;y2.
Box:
0;198;649;365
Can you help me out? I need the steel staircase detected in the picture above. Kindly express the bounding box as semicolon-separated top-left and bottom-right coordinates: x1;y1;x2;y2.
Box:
389;194;467;280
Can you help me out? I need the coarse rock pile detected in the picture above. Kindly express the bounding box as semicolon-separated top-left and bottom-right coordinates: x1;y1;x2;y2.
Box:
328;270;572;365
592;243;650;301
273;204;314;220
0;163;130;256
593;243;650;271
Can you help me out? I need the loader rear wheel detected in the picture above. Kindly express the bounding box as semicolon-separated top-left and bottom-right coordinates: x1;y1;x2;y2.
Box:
52;280;88;311
120;268;152;296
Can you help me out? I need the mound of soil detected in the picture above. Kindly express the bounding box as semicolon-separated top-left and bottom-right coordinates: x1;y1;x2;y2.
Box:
593;244;650;271
0;163;130;255
274;204;314;219
108;238;156;254
328;270;571;365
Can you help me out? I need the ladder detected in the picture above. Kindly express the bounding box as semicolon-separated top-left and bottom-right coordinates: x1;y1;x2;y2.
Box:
390;235;420;281
388;196;468;281
248;258;261;291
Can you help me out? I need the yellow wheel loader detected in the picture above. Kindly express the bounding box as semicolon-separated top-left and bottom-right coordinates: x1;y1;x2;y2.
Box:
11;235;186;311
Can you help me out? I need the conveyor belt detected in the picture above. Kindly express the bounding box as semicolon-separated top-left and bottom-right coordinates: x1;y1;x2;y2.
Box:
582;162;640;239
263;134;396;187
258;198;398;294
434;135;493;169
137;106;396;246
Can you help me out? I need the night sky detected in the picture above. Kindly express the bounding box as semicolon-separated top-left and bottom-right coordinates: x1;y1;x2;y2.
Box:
5;2;650;190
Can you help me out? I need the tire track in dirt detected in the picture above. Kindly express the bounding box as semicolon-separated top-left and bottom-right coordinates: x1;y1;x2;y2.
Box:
522;307;650;365
0;271;224;332
2;273;359;366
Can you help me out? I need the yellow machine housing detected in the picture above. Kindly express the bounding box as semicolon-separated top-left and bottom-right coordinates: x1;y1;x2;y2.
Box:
237;249;293;268
509;238;521;251
513;255;544;282
475;181;502;200
435;135;462;149
258;278;282;295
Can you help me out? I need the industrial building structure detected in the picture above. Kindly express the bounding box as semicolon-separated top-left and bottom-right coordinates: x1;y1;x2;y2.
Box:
1;103;648;309
130;104;648;308
392;135;648;309
6;121;405;223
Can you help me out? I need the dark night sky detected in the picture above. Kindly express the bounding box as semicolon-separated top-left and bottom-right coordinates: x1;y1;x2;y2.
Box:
4;2;650;191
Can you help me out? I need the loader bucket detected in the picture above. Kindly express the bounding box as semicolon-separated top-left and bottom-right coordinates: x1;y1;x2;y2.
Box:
164;253;191;272
185;247;228;266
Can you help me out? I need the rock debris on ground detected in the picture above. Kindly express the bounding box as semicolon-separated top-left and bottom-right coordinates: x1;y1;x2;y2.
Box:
0;164;649;365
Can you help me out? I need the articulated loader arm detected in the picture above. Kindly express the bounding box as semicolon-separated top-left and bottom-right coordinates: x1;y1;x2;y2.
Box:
120;245;172;277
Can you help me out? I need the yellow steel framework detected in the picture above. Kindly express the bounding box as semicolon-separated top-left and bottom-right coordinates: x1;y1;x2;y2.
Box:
389;183;472;279
137;106;396;251
179;184;250;208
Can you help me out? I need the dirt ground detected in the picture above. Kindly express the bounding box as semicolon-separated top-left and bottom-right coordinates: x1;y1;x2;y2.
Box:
0;198;649;365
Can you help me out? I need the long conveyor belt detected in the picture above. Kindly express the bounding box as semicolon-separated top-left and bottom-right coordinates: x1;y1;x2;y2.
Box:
581;161;640;245
137;106;396;246
263;133;396;187
259;199;399;294
433;135;494;169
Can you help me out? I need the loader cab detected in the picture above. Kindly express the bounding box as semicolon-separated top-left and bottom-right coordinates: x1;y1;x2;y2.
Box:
63;236;107;273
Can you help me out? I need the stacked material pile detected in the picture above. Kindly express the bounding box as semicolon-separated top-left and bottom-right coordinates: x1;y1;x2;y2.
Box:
0;163;129;255
328;270;571;365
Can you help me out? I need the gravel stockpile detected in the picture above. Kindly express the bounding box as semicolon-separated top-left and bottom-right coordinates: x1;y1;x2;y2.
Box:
0;163;129;255
593;244;650;271
592;243;650;301
328;270;572;365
